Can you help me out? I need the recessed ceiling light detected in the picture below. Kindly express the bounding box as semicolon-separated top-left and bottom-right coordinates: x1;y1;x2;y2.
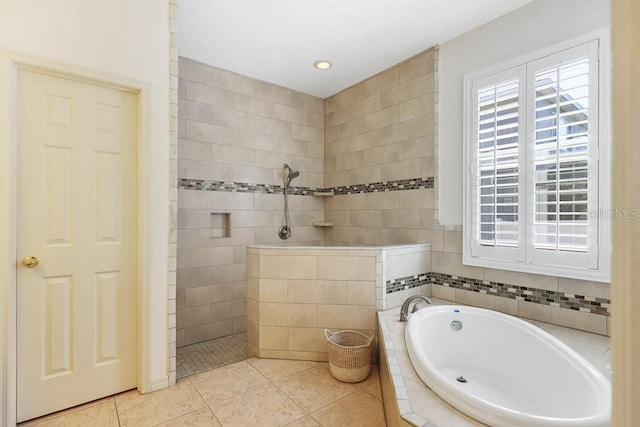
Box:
313;60;332;70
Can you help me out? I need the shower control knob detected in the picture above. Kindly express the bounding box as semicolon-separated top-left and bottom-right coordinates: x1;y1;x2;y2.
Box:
278;225;292;240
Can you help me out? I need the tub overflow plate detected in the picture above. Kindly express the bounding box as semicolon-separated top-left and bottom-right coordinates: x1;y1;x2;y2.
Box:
456;376;467;383
451;320;463;331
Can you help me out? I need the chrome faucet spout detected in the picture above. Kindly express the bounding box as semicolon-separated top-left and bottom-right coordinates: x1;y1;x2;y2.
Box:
399;295;433;322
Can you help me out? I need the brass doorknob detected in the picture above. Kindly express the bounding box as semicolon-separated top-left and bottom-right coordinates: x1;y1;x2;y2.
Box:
22;256;39;268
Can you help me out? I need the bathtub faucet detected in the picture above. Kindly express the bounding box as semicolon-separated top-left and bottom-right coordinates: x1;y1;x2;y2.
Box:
399;295;433;322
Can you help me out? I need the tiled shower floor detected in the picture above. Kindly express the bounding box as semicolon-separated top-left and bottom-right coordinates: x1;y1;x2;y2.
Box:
176;332;247;380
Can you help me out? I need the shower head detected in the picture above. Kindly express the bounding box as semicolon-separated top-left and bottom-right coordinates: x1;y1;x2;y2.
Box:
283;163;300;187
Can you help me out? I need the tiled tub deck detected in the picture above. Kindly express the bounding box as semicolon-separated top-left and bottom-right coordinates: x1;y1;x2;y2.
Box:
378;297;612;427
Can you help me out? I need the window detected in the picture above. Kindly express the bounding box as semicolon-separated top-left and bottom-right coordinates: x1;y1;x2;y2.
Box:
463;34;610;282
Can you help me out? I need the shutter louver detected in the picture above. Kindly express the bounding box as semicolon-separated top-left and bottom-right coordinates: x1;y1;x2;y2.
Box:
476;78;520;248
532;57;590;253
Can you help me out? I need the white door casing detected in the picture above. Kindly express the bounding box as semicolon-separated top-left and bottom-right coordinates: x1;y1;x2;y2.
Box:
16;69;138;422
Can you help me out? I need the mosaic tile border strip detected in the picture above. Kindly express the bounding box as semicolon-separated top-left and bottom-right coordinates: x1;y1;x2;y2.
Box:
331;177;434;195
178;177;434;196
387;273;430;294
386;272;610;317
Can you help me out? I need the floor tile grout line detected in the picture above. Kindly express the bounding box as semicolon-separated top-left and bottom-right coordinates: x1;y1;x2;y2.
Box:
243;359;322;423
113;396;123;427
187;377;225;427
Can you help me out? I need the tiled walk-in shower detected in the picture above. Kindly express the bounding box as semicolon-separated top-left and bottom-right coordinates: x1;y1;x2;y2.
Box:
176;333;246;379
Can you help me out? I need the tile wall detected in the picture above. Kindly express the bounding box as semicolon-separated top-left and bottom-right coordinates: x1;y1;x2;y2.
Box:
245;244;431;361
321;46;610;334
245;246;379;361
177;57;325;347
323;48;438;247
177;45;611;346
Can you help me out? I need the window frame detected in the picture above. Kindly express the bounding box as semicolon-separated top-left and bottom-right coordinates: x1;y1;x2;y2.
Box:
462;30;611;282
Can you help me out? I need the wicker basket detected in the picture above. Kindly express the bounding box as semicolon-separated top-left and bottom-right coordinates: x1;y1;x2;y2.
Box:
324;329;373;383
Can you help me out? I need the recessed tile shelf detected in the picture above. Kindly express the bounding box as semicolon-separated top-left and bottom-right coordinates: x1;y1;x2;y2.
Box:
312;191;334;197
211;212;231;238
312;221;334;227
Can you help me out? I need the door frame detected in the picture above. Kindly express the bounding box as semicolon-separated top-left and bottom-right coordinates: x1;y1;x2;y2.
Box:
0;52;162;426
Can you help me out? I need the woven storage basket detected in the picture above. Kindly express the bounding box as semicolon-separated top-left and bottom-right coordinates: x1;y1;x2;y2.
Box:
324;329;373;383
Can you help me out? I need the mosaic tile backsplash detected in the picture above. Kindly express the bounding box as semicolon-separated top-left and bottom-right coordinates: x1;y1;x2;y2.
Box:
387;272;610;317
178;177;434;196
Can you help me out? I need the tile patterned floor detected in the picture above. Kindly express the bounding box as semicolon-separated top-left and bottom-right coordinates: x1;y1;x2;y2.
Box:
21;359;386;427
176;333;247;380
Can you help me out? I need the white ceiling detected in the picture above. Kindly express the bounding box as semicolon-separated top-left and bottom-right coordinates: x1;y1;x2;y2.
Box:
179;0;533;98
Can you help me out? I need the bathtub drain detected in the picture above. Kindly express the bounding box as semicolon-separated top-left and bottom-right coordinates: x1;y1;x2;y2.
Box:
456;376;467;383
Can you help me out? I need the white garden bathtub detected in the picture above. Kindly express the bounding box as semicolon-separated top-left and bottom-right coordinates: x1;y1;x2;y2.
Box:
405;305;611;427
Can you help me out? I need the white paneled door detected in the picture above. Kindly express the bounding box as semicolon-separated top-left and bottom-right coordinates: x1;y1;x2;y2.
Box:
16;69;138;422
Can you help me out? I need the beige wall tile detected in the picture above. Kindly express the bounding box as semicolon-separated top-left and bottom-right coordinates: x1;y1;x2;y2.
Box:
184;283;233;307
247;320;259;347
454;289;519;316
234;130;274;151
254;81;292;105
292;91;323;114
254;116;292;138
398;94;434;123
185;246;234;268
349;94;381;120
184;320;233;345
260;302;289;326
274;104;308;125
386;251;430;280
431;251;484;281
431;284;456;302
233;316;247;333
288;280;319;303
177;305;211;328
483;268;558;292
380;210;420;229
348;281;376;306
386;286;424;310
259;278;288;302
186;120;234;144
317;305;376;330
259;255;318;279
381;78;420;108
177;266;212;288
318;256;376;281
210;263;246;284
178;189;210;210
246;253;259;278
259;326;289;350
179;57;212;85
288;328;327;352
288;304;318;327
247;299;259;323
310;280;346;304
443;231;462;254
518;301;606;335
557;278;610;300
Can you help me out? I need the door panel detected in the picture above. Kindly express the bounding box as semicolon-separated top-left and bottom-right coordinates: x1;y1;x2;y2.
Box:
16;70;138;422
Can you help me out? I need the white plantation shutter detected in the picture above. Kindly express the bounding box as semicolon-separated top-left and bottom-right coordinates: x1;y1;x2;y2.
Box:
470;68;525;261
527;41;599;269
465;37;605;279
